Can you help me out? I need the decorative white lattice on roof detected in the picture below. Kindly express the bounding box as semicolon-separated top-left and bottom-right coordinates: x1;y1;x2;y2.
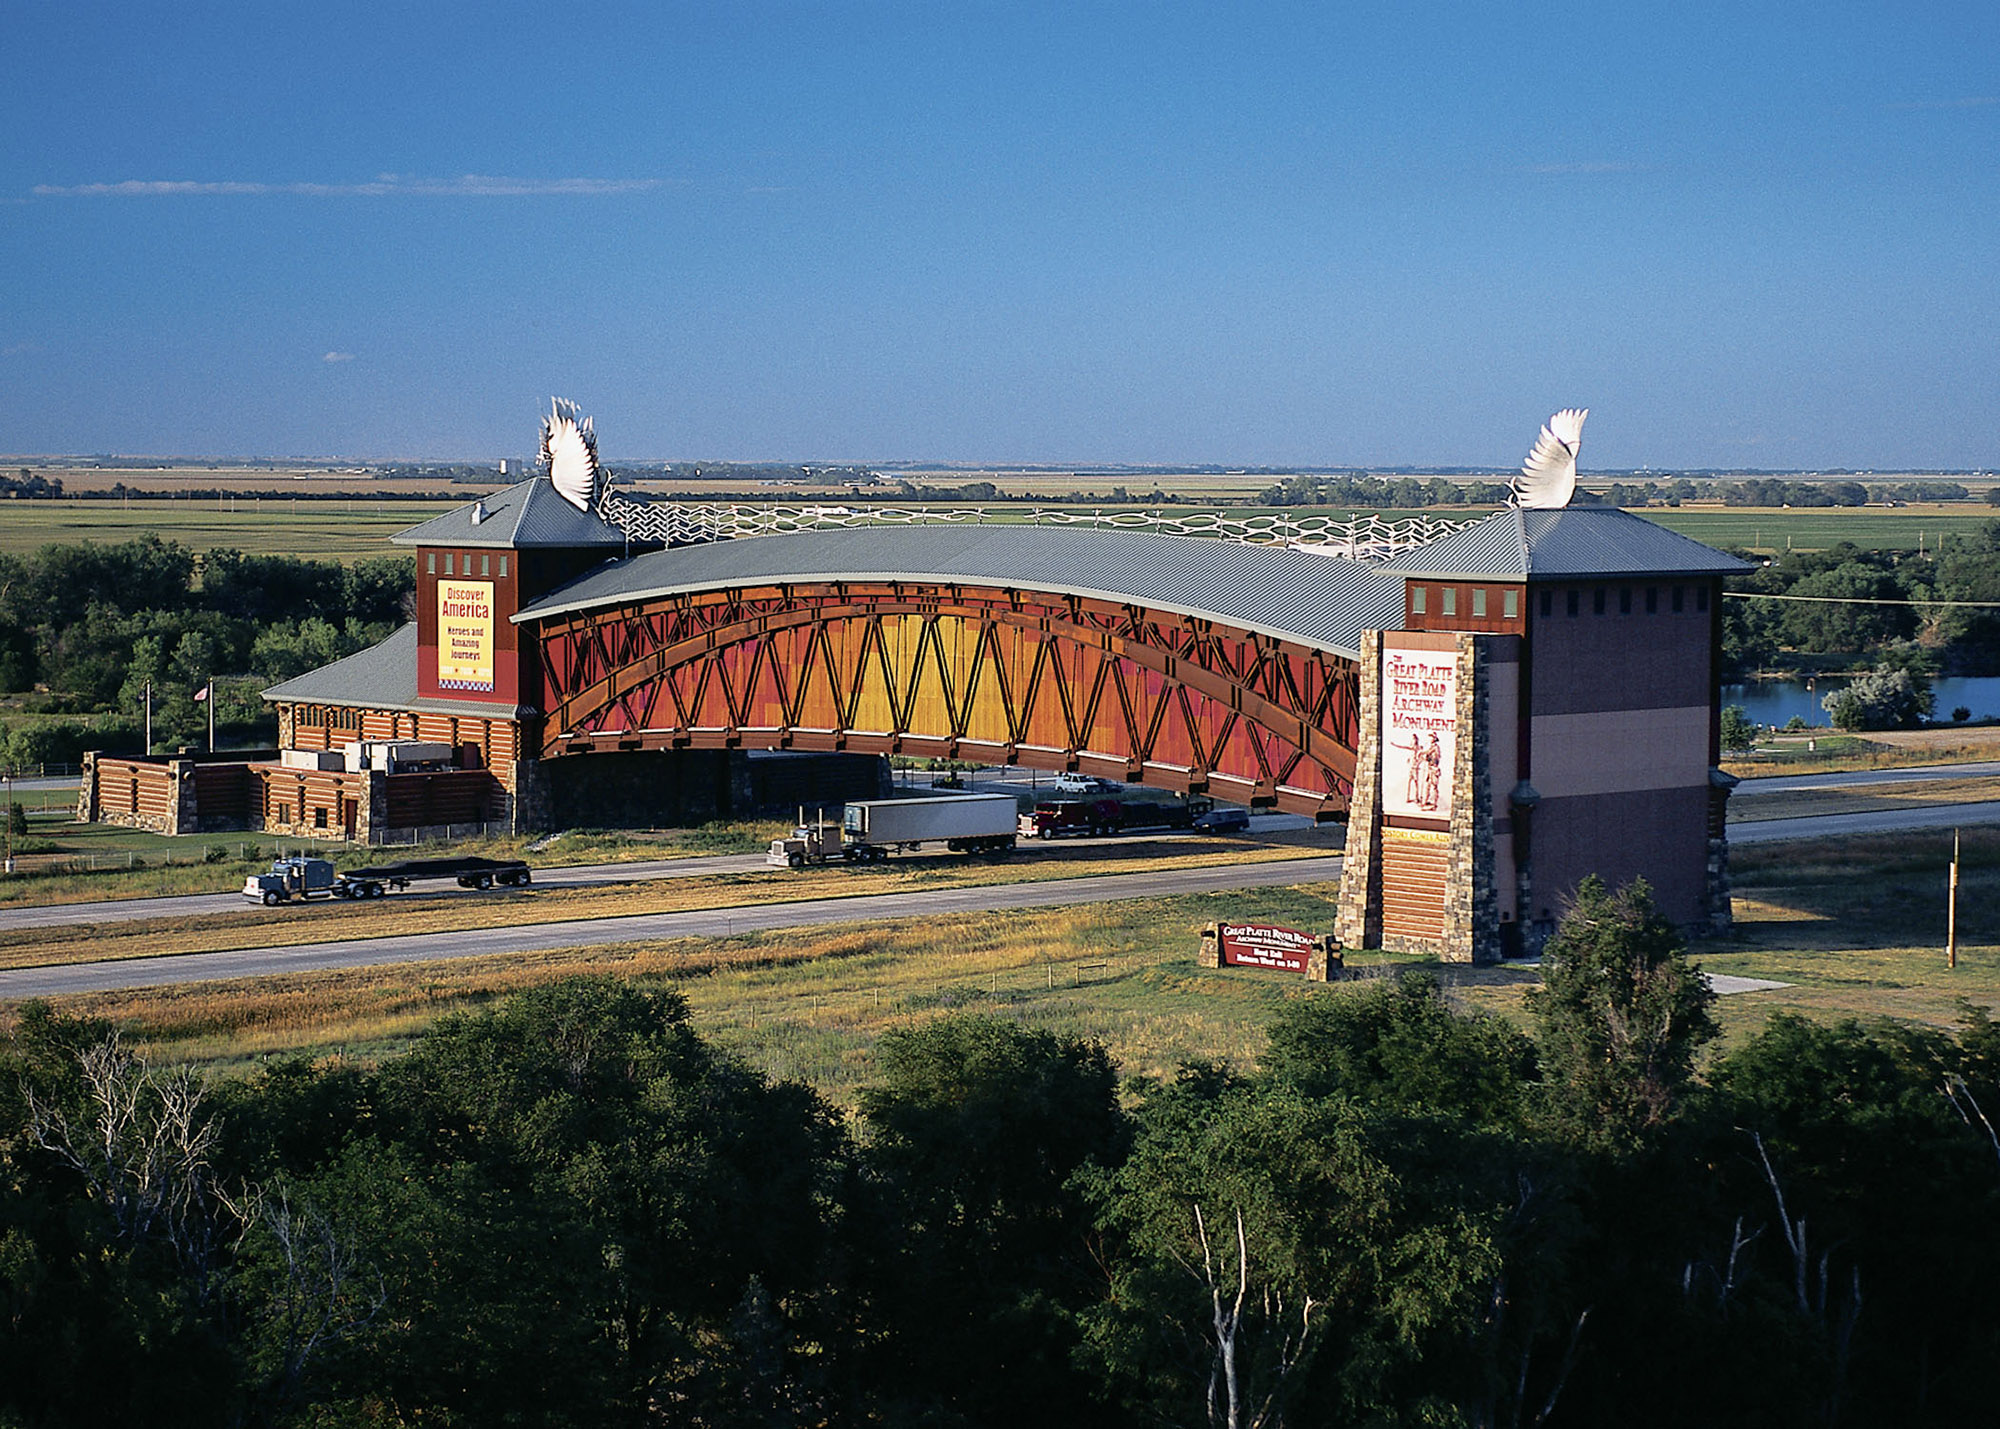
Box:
592;490;1480;559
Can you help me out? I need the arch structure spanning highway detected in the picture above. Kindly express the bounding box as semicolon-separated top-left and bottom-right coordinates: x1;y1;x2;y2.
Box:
518;526;1406;818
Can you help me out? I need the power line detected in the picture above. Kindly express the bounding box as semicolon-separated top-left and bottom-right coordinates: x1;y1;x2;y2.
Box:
1722;591;2000;609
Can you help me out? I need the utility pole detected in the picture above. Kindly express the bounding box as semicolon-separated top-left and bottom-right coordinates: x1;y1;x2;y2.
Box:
1948;828;1961;970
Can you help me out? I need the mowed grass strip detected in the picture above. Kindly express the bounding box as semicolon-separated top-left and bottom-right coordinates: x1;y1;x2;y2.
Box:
1731;775;2000;822
0;837;1334;971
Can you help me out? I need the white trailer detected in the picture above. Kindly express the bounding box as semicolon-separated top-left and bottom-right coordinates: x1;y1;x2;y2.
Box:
768;793;1019;867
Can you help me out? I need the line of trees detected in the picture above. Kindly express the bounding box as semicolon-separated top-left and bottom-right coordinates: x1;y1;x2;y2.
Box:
1723;523;2000;688
0;537;413;764
4;878;1998;1426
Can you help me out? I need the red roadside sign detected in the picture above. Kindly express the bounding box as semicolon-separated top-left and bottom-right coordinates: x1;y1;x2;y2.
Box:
1217;922;1316;973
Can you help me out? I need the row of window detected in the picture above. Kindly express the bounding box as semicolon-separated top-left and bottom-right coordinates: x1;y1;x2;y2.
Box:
297;705;363;733
1410;582;1712;621
1411;586;1518;620
1540;583;1710;618
426;550;509;579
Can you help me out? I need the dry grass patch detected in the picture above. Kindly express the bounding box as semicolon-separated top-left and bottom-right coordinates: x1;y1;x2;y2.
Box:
8;885;1366;1103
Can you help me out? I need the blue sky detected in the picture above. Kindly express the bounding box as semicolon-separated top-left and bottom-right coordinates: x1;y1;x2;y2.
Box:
4;2;1996;468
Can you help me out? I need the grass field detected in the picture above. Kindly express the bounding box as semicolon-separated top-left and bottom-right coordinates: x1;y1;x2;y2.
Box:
1643;505;1996;553
0;499;457;560
6;492;1993;564
0;828;1990;1104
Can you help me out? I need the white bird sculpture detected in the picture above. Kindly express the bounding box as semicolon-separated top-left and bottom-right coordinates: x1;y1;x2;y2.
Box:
1511;408;1589;510
540;398;602;511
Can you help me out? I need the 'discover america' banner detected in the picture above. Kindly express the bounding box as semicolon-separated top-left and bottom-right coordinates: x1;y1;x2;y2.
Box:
437;580;495;692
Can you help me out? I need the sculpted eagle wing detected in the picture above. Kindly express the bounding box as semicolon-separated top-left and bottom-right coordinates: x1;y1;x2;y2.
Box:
1512;408;1588;510
541;398;601;511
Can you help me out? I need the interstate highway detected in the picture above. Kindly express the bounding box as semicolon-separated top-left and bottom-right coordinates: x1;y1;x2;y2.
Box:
0;856;1345;999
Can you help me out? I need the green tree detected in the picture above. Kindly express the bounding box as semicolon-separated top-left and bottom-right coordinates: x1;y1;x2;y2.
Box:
1719;704;1756;753
1080;1070;1497;1427
1528;876;1717;1145
1262;969;1534;1127
1822;666;1932;730
856;1014;1125;1424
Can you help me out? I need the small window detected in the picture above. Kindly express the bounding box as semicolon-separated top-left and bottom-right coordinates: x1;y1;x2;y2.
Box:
1673;586;1685;613
1539;589;1551;618
480;554;490;577
1442;587;1457;617
1619;588;1632;615
1593;588;1607;615
499;554;509;578
1566;589;1579;617
1472;588;1487;617
1504;589;1519;620
313;807;328;829
445;553;455;576
1697;585;1709;612
426;552;437;574
1645;587;1658;614
1412;586;1427;615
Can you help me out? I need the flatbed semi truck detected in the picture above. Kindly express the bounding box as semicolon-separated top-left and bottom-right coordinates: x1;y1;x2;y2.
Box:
242;854;533;904
768;793;1020;867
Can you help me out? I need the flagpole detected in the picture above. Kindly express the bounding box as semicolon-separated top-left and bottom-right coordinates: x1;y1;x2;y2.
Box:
206;678;215;753
144;679;152;755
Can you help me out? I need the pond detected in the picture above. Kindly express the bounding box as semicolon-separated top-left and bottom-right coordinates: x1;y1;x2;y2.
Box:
1721;675;2000;728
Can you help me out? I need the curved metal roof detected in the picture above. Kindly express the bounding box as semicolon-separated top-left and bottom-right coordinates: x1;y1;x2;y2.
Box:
514;526;1406;658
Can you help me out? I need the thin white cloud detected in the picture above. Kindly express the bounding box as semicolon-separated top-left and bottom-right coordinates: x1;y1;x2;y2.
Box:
323;351;356;363
32;173;663;198
1;341;38;357
1522;161;1644;176
1886;95;1999;111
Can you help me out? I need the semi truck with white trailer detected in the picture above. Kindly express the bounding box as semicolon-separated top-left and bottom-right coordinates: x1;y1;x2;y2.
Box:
768;793;1020;867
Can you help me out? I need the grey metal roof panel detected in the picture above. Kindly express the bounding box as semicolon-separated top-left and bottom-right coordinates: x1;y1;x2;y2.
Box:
259;624;522;720
1379;507;1752;580
391;478;629;549
514;526;1408;658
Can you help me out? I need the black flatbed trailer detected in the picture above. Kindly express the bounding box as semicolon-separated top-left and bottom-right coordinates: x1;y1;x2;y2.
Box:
340;856;533;892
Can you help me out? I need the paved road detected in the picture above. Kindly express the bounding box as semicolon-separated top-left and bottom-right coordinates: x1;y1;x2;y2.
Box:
1736;761;2000;794
0;826;1319;935
1731;800;2000;843
0;856;1345;999
0;853;773;933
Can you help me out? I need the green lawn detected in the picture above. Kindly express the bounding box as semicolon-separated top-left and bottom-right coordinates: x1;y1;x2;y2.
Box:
1642;505;1996;553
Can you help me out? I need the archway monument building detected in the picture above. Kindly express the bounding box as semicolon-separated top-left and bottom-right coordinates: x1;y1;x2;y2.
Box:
78;449;1749;961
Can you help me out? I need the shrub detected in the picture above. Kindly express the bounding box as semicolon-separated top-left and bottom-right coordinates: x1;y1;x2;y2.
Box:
1822;667;1933;731
1719;704;1757;752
